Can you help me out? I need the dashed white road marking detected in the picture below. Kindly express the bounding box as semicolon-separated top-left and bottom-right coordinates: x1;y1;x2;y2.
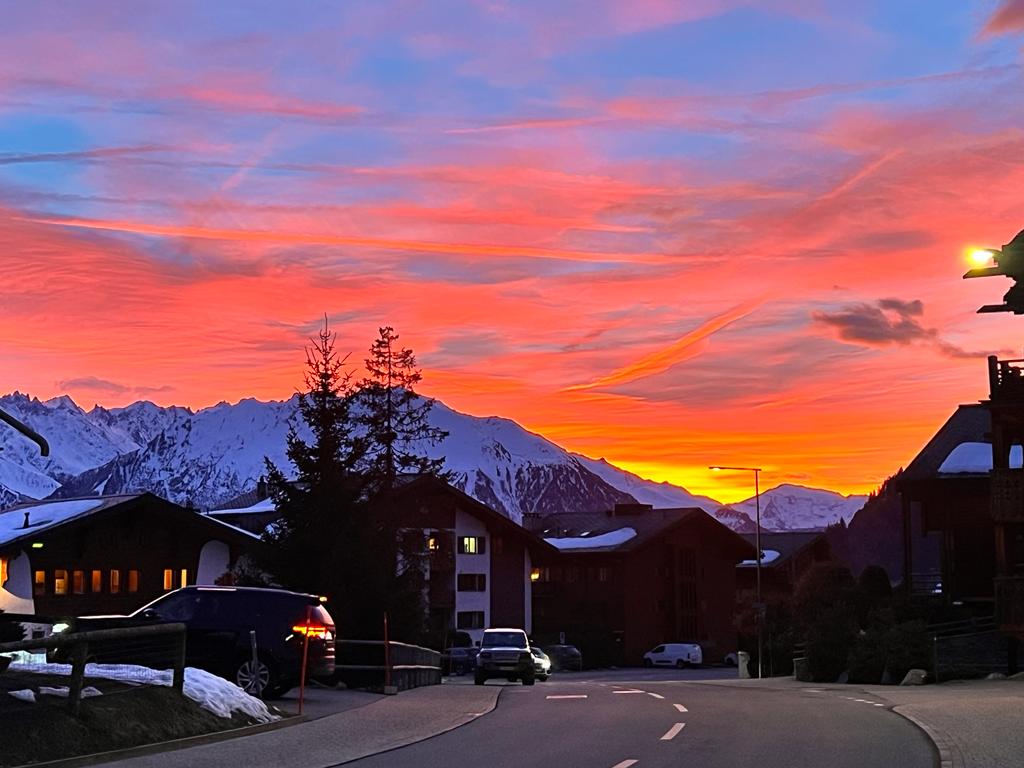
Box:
546;694;588;699
611;761;638;768
613;689;646;694
660;723;686;741
646;692;665;700
674;703;688;713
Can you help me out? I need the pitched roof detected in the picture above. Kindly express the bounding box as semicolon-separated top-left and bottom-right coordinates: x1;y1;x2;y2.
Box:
536;506;754;557
737;531;826;568
900;404;991;484
0;492;259;550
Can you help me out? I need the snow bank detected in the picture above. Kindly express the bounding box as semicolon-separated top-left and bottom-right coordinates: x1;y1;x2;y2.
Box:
545;527;637;550
0;498;105;546
211;498;276;515
8;689;35;703
938;442;1022;474
7;662;278;723
739;549;781;566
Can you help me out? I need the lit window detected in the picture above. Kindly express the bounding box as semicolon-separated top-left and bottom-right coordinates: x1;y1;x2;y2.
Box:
34;570;46;596
457;536;485;555
163;569;174;590
54;569;68;595
91;570;102;593
180;569;188;588
110;570;121;594
72;570;85;594
0;557;6;588
127;570;139;593
427;535;439;552
530;568;541;582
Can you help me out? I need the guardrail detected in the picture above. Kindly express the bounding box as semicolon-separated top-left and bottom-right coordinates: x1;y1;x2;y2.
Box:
932;628;1012;682
335;639;441;692
0;623;186;715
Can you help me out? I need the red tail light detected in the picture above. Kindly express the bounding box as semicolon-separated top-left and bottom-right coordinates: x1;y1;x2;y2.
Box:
293;623;331;639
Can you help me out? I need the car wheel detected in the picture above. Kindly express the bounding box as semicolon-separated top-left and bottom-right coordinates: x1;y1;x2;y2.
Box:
540;674;549;682
474;672;486;686
643;658;653;668
522;672;535;686
675;659;687;669
236;656;278;699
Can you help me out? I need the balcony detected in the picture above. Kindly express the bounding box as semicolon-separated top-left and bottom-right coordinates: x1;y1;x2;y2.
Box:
988;356;1024;402
991;469;1024;522
995;576;1024;631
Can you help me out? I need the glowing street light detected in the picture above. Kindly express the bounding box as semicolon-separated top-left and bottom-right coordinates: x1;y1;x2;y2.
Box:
968;248;999;267
710;465;764;679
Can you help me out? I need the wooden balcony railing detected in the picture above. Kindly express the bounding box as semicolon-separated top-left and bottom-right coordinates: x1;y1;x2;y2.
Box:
995;576;1024;631
988;355;1024;401
991;468;1024;522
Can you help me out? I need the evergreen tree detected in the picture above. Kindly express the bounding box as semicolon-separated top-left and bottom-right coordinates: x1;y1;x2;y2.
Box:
355;326;449;491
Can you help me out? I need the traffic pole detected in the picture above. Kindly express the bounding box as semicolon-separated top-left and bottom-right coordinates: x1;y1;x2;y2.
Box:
298;605;311;716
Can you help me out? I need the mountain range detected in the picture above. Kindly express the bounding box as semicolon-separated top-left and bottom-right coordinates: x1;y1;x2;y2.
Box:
0;391;868;532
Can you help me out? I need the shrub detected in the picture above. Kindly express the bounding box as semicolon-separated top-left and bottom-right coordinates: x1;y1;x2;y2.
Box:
848;628;887;684
885;620;931;682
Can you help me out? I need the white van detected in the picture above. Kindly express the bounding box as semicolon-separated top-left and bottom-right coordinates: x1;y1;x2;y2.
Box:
642;643;703;668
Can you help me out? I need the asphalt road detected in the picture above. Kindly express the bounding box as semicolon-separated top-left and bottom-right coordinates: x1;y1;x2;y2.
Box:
346;672;937;768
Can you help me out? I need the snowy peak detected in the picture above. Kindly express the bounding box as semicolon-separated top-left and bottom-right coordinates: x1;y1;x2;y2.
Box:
729;484;868;531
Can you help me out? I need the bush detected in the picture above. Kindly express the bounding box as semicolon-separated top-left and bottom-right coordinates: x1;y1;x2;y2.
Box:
848;628;887;684
885;620;931;682
794;562;858;682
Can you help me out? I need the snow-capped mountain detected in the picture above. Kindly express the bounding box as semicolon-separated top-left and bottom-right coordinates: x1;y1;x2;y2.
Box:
0;391;865;530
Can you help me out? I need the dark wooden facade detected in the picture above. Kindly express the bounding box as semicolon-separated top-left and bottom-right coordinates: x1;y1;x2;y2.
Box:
0;494;257;618
531;506;753;666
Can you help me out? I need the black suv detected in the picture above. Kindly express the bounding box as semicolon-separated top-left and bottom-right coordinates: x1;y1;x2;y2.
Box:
474;628;535;685
51;586;335;698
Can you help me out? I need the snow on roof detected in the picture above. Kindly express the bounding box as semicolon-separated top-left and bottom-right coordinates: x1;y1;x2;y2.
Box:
544;527;637;550
0;498;106;547
937;442;1022;474
738;549;781;567
209;497;276;515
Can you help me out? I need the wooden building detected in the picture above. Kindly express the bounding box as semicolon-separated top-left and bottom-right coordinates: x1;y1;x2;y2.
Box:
0;493;258;617
735;531;834;601
528;504;754;666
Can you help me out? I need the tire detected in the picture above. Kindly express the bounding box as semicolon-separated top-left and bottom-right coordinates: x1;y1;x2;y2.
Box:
474;672;486;686
643;658;653;668
235;656;278;699
540;674;549;682
675;659;687;669
522;670;535;686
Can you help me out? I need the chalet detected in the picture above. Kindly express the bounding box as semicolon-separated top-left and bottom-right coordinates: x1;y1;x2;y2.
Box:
735;531;834;601
528;503;755;666
0;493;258;617
208;475;556;646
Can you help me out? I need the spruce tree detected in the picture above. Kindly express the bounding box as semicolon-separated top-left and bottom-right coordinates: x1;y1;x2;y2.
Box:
355;326;449;491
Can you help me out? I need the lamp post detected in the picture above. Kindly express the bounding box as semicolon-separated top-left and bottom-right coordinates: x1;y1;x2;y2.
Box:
710;465;763;679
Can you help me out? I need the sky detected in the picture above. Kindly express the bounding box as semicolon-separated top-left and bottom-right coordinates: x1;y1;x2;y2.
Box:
3;1;1024;502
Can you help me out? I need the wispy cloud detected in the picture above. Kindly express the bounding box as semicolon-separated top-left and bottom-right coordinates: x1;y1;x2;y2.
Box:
981;0;1024;37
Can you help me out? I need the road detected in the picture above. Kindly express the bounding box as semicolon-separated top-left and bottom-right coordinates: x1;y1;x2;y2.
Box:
347;670;937;768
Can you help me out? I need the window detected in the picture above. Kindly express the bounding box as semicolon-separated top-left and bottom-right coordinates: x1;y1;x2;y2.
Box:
163;569;174;590
457;573;486;591
180;569;189;588
456;610;485;630
54;570;68;595
127;570;139;593
530;568;541;582
457;536;485;555
597;567;609;583
72;570;85;594
566;566;580;584
0;557;6;587
34;570;46;596
91;570;102;593
109;570;121;594
427;534;439;552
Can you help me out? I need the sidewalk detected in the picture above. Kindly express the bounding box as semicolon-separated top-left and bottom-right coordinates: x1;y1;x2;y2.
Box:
696;675;1024;768
102;684;501;768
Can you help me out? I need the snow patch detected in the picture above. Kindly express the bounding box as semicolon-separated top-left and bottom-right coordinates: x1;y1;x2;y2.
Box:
8;689;35;703
0;498;105;546
938;442;1022;474
739;549;781;566
545;527;637;550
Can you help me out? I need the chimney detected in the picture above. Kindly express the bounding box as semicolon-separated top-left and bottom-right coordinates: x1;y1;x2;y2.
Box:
257;475;268;499
22;511;30;528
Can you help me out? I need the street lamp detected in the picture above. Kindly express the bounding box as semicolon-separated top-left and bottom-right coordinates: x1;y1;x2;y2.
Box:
710;465;763;679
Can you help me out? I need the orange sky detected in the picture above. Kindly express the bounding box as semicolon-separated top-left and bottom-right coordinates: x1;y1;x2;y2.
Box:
3;2;1024;502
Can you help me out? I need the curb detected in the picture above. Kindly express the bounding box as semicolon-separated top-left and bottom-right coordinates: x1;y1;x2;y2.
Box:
890;705;963;768
16;713;306;768
324;686;502;767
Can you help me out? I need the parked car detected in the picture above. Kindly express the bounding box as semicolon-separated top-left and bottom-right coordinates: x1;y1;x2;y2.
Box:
474;627;535;685
542;644;583;671
642;642;703;668
530;647;551;681
50;586;335;698
442;646;480;675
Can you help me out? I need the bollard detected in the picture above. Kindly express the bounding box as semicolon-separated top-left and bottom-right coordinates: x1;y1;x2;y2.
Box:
737;651;751;679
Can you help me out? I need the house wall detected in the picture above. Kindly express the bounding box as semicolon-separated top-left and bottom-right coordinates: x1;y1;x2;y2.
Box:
454;508;489;644
490;532;527;632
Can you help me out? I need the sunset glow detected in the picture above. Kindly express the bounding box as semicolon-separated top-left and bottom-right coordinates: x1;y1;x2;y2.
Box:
3;2;1024;502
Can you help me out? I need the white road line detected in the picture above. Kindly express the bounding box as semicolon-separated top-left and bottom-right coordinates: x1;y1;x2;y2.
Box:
660;723;686;741
611;761;638;768
647;692;665;700
613;689;646;694
546;694;588;699
674;703;688;713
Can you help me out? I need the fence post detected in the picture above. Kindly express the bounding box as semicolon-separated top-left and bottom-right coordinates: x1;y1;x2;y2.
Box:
67;638;88;716
383;612;396;695
172;625;186;692
298;605;311;716
932;635;940;684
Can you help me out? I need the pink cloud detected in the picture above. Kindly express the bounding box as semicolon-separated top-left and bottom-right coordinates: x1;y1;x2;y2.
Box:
982;0;1024;36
